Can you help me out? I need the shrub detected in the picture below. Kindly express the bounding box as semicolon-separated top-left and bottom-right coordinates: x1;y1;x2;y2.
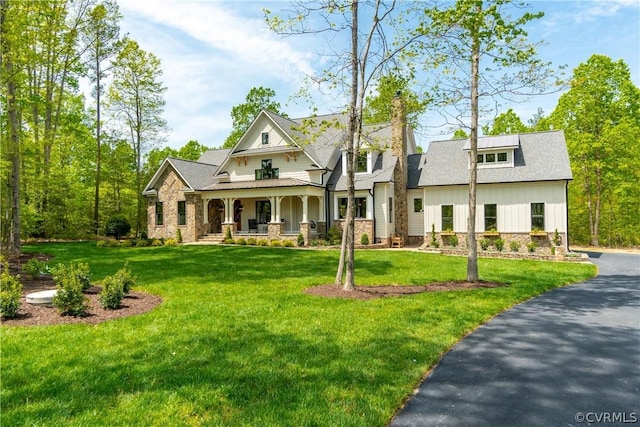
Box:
104;216;131;240
247;237;257;246
257;239;269;246
310;239;319;247
553;229;562;246
510;240;520;252
98;239;120;248
164;238;177;246
430;224;438;248
297;233;305;246
96;240;106;248
327;225;342;245
120;239;133;248
527;241;538;253
236;237;247;245
270;240;282;247
224;238;235;244
449;234;459;247
53;270;89;317
23;258;46;280
176;228;183;243
360;233;369;245
494;238;505;252
479;238;490;251
51;262;91;291
99;275;125;309
224;227;231;241
283;240;294;247
114;266;136;294
151;238;163;247
136;238;150;247
0;267;22;318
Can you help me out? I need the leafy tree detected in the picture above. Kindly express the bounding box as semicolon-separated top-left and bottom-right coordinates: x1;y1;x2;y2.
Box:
363;72;428;128
482;108;528;135
415;0;561;281
108;39;167;236
223;87;286;148
178;140;210;160
549;54;640;246
81;0;122;235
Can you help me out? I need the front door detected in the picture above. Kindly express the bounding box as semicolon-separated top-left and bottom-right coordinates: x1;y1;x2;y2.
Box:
208;200;223;233
234;200;243;231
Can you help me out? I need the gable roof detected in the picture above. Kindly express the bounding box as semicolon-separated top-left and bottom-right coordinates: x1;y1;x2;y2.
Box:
327;150;398;191
143;157;220;193
419;130;572;187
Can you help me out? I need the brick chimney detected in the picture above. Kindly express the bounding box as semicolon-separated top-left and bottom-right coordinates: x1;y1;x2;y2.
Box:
391;92;408;243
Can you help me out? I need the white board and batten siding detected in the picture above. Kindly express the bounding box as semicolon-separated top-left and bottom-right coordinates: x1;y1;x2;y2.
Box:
227;154;314;183
424;181;568;233
374;183;393;240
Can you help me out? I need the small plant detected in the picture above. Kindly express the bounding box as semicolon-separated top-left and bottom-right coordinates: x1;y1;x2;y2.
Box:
224;227;232;241
283;240;294;247
430;224;438;248
224;238;235;244
176;228;183;243
164;238;177;246
0;266;23;318
257;239;269;246
247;237;257;246
151;238;163;247
327;225;342;245
236;237;247;245
510;240;520;252
551;246;556;256
53;266;89;317
479;238;490;251
553;229;562;246
114;266;136;294
310;239;319;247
23;258;46;280
51;262;91;291
136;238;150;247
104;216;131;240
449;234;459;247
99;275;125;309
297;233;305;246
494;238;505;252
270;240;282;247
120;239;133;247
527;241;538;253
360;233;369;245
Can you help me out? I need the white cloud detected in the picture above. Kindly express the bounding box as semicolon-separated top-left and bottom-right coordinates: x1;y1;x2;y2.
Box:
571;0;638;23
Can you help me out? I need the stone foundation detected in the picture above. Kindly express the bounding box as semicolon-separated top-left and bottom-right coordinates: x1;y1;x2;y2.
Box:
333;219;374;245
423;231;568;256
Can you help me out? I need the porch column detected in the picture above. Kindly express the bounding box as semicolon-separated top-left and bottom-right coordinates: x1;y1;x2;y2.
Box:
301;195;309;222
366;194;373;219
269;196;276;223
225;198;233;223
203;198;210;224
319;196;326;222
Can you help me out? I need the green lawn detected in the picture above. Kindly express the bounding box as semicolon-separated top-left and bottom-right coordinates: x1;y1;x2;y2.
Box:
2;243;595;426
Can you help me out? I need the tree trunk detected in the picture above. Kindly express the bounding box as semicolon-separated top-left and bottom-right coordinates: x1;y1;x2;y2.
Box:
466;6;481;282
93;56;101;235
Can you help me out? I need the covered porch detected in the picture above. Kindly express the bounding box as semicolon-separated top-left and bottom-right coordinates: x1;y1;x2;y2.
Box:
199;182;326;244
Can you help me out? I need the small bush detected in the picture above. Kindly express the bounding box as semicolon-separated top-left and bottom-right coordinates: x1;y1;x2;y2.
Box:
136;238;150;247
96;240;106;248
510;240;520;252
270;240;282;247
257;239;269;246
224;227;231;241
0;267;22;318
479;238;490;251
176;228;183;243
247;237;257;246
553;229;562;246
151;238;163;247
297;233;305;246
449;234;459;247
430;224;438;248
360;233;369;245
104;216;131;240
327;226;342;245
283;240;294;247
98;239;121;248
120;239;133;248
51;262;91;291
53;270;89;317
164;238;177;246
527;241;538;253
236;237;247;245
224;238;235;244
99;275;125;309
494;238;505;252
114;266;136;294
310;239;319;247
23;258;46;280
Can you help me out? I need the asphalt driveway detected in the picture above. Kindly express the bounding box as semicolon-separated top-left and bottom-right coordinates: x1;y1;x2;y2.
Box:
391;252;640;427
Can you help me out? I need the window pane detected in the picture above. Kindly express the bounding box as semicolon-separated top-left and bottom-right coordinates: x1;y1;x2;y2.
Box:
389;197;393;223
414;198;423;212
498;152;507;162
178;201;186;226
355;197;366;218
477;154;484;163
442;205;453;231
356;152;368;173
484;204;497;231
486;153;496;162
338;198;347;219
156;202;163;226
531;203;545;230
262;132;269;144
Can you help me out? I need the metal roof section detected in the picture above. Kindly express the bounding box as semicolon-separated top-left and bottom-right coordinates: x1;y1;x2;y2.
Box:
201;178;323;191
462;134;520;150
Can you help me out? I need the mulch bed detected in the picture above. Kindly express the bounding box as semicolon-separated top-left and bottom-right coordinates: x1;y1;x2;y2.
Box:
2;253;162;327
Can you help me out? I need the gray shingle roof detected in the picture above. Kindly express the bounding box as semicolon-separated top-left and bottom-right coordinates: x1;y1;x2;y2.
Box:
327;150;398;191
165;157;220;190
197;148;232;166
419;130;572;187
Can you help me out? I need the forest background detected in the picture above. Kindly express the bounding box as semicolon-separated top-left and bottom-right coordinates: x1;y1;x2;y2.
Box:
1;0;639;248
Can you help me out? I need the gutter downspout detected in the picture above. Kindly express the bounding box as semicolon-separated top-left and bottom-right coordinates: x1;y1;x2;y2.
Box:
565;180;570;252
369;185;376;244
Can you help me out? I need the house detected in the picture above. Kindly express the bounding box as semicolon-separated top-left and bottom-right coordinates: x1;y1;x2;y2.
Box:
143;96;572;253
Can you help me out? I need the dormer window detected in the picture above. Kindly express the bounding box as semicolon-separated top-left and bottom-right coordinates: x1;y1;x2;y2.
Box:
497;152;507;162
255;159;279;180
261;132;269;145
356;152;368;173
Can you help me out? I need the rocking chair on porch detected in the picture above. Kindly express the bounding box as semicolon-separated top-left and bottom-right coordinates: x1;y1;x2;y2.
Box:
248;219;258;233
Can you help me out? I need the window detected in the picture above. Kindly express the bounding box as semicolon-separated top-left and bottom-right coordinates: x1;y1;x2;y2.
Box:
531;203;545;231
486;153;496;163
356;152;368;173
261;132;269;145
255;159;279;180
497;152;507;162
414;198;423;212
389;197;393;223
477;154;484;163
178;201;186;226
442;205;453;231
155;202;164;226
256;200;271;224
338;197;367;219
484;204;497;231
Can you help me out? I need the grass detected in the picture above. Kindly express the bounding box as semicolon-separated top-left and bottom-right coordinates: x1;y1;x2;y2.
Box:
2;242;595;426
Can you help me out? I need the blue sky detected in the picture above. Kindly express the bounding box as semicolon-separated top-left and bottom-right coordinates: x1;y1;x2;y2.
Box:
117;0;640;151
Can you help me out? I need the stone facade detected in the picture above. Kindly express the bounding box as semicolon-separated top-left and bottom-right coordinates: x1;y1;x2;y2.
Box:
333;219;374;245
147;169;188;241
391;95;408;243
427;231;568;256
